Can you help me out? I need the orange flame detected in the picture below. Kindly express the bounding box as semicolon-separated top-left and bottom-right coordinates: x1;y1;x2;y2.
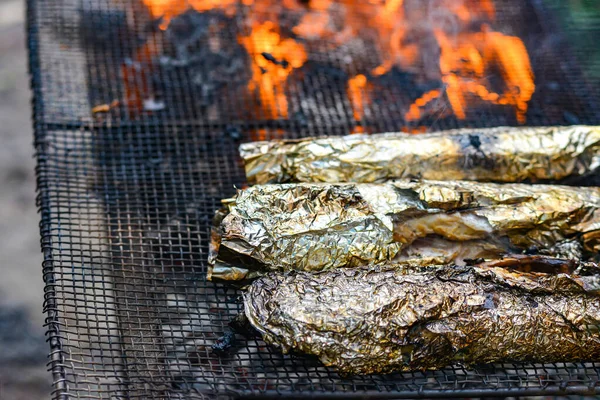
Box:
481;30;535;123
293;0;333;39
371;0;417;76
347;74;369;123
139;0;536;124
406;27;535;123
142;0;186;29
239;21;307;119
142;0;238;29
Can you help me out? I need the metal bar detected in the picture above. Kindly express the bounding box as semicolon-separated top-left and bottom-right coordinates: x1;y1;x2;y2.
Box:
39;119;352;133
238;386;600;399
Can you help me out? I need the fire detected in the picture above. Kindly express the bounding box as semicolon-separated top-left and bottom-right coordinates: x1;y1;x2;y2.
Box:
138;0;536;124
347;74;369;123
239;21;307;119
142;0;238;29
405;89;442;121
293;0;333;39
371;0;418;76
142;0;186;28
482;30;535;123
407;27;535;123
371;0;533;123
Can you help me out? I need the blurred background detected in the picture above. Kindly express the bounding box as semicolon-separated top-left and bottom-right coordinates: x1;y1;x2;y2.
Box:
545;0;600;83
0;0;51;398
0;0;597;399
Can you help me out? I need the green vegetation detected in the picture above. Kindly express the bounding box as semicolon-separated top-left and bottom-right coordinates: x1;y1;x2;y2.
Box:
545;0;600;81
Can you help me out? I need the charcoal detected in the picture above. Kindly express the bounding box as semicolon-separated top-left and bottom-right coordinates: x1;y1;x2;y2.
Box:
369;68;445;123
165;10;214;51
150;9;251;118
211;330;236;354
229;313;258;338
286;62;352;126
78;8;134;52
261;52;289;68
225;126;242;141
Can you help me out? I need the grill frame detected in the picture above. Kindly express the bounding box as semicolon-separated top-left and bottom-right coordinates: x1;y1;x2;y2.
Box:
28;0;600;399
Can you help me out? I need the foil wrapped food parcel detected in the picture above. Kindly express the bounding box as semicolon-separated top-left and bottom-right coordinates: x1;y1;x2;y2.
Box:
208;180;600;280
244;258;600;375
240;125;600;184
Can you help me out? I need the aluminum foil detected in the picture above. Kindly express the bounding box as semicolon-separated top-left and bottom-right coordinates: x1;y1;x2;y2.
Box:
244;258;600;375
240;126;600;184
208;180;600;280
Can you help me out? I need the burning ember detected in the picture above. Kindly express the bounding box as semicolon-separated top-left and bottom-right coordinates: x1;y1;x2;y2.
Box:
136;0;535;125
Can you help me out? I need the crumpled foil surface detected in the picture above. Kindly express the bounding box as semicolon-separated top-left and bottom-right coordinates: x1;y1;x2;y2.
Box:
244;259;600;375
208;180;600;280
240;126;600;184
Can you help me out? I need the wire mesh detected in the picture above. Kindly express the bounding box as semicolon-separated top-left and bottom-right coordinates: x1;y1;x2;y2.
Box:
28;0;600;398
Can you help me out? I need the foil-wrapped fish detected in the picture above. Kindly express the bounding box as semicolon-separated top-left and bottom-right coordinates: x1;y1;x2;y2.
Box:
244;257;600;375
240;126;600;184
208;180;600;280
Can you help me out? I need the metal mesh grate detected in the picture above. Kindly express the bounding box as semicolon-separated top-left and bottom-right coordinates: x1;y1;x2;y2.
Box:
28;0;600;398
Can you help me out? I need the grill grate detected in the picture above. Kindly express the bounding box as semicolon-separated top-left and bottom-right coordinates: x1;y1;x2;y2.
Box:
28;0;600;398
